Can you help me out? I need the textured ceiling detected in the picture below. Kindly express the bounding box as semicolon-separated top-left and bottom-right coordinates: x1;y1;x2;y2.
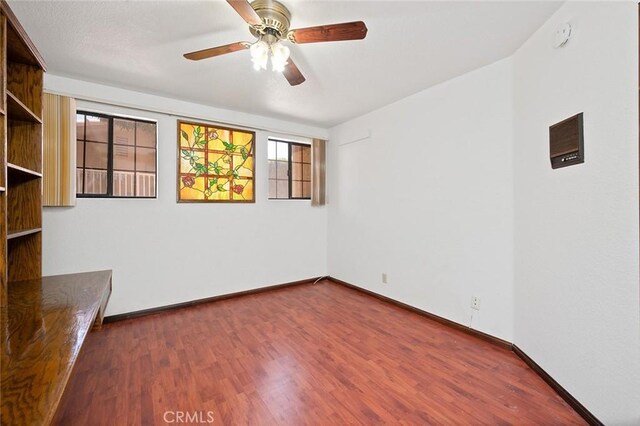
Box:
9;0;561;127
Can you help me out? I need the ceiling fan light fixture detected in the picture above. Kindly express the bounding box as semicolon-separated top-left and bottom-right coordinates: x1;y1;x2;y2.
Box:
270;41;290;72
250;39;269;70
184;0;368;86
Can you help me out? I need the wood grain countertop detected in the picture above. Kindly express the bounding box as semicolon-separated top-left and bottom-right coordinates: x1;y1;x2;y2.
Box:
1;270;112;425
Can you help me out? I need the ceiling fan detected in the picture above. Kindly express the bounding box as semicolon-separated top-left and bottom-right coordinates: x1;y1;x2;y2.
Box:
183;0;368;86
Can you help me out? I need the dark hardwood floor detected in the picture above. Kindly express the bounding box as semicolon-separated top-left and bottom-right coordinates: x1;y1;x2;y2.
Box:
54;280;585;425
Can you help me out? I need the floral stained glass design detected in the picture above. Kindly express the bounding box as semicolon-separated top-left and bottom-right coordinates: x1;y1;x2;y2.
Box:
178;121;255;202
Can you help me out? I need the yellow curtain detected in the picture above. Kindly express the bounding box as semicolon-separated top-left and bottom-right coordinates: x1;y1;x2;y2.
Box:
311;138;326;206
43;93;76;206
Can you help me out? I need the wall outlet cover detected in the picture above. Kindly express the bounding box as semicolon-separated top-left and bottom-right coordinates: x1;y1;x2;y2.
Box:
471;296;481;310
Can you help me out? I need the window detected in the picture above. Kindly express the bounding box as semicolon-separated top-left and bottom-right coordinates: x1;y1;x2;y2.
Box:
178;120;255;202
268;139;311;199
76;111;157;198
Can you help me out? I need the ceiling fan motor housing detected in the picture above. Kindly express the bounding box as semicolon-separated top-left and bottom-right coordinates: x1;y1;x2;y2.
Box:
249;0;291;39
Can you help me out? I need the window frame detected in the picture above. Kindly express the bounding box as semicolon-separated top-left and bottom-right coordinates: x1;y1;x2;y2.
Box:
268;138;311;200
76;110;158;199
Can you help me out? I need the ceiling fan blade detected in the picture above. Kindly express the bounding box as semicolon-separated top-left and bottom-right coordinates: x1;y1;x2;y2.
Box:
184;42;250;61
227;0;262;27
282;58;306;86
288;21;368;44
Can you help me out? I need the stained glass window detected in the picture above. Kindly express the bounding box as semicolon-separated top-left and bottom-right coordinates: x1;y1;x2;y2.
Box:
178;121;255;202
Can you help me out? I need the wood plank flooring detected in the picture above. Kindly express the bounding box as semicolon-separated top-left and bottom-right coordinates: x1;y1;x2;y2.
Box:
54;280;586;425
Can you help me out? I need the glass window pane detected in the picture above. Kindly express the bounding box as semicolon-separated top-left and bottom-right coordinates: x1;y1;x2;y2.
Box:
85;142;108;169
302;145;311;163
303;181;311;198
292;181;302;198
268;160;276;179
136;122;156;147
113;170;135;196
136;147;156;172
76;112;158;198
291;162;302;181
114;119;135;145
276;161;288;180
85;115;109;142
269;179;277;198
136;172;156;197
291;145;303;162
76;168;83;194
113;145;135;171
268;140;277;160
303;164;311;181
76;140;84;167
83;169;107;194
276;142;288;161
76;114;85;140
276;180;289;198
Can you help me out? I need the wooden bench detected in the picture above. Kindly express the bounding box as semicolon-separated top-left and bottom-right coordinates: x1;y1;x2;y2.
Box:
1;270;112;425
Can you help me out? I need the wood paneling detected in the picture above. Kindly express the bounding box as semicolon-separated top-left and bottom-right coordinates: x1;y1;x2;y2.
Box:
1;271;112;426
55;281;586;425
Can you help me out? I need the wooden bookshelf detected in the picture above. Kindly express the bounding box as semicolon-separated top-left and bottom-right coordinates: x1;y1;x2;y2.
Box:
0;0;45;296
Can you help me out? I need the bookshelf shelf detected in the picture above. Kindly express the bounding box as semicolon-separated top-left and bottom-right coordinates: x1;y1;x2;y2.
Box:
7;90;41;123
7;227;41;240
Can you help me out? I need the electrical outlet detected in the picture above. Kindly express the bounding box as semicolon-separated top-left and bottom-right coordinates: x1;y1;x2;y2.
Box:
382;273;388;284
471;296;481;310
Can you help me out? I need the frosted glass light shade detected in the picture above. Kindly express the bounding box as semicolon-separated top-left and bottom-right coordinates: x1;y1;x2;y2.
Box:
250;40;269;70
270;42;290;72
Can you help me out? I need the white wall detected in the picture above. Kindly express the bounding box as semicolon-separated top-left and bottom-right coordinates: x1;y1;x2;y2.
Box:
328;58;515;341
43;77;329;316
512;2;640;424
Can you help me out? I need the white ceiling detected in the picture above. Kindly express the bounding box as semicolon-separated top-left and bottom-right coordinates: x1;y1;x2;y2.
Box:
9;0;561;128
